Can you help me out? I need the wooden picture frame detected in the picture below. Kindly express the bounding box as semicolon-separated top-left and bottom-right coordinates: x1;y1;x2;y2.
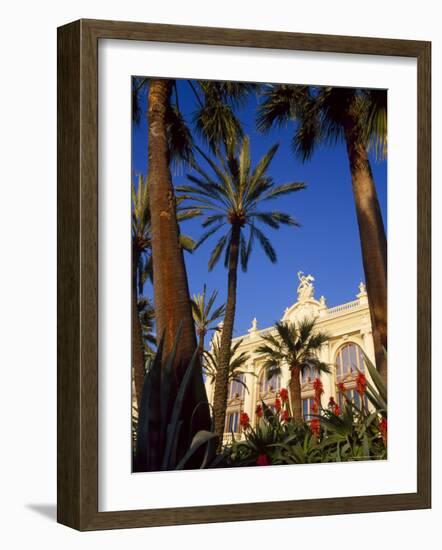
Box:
57;18;431;531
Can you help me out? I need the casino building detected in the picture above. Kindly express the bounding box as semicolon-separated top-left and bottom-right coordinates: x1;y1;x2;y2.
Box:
204;272;378;443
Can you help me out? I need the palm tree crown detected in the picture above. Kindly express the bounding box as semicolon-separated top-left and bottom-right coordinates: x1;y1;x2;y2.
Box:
257;84;388;385
136;296;156;360
132;175;199;294
257;85;387;162
204;339;252;393
257;318;330;377
191;285;225;351
178;136;305;271
256;318;330;421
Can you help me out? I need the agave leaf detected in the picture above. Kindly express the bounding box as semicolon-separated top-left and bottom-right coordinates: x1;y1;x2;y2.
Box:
341;442;351;457
365;386;387;413
209;453;226;469
365;412;378;428
162;349;199;469
134;337;164;471
361;349;387;404
362;435;370;459
188;401;213;448
318;434;345;449
261;399;275;421
168;420;183;469
175;431;219;470
200;404;217;468
160;326;182;454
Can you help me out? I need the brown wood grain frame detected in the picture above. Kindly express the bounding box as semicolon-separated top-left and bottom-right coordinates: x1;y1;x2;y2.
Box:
57;19;431;531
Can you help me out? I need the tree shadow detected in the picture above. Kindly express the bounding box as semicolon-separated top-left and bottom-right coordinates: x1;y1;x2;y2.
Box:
26;504;57;521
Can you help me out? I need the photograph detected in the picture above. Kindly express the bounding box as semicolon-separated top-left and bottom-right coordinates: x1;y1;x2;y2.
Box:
131;77;388;472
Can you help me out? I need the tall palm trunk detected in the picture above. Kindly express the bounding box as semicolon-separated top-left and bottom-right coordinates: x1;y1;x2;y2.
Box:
289;366;302;422
343;115;388;387
213;224;241;448
198;330;205;361
132;249;146;410
147;79;210;432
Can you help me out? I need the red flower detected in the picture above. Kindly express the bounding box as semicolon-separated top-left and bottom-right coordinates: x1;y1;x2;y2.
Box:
239;411;250;428
280;388;289;403
255;404;263;418
313;377;324;403
256;453;270;466
311;400;319;414
379;417;387;444
356;372;367;396
282;409;290;422
274;397;282;412
310;418;321;437
337;382;345;394
328;396;341;415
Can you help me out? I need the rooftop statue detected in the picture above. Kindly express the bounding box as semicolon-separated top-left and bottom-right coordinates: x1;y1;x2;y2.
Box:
297;271;315;301
248;317;258;334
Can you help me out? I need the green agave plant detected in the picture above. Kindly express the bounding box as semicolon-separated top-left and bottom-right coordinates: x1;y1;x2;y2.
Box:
299;351;388;462
133;328;225;472
226;400;300;466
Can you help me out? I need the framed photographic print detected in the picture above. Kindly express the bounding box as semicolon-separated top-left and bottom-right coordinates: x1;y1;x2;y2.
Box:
57;19;431;530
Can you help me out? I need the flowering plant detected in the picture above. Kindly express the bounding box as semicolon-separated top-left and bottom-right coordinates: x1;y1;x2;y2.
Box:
227;390;293;466
225;352;387;466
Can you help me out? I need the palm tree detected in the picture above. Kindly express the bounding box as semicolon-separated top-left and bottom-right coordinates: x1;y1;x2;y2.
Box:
178;136;305;444
136;296;156;360
257;85;388;385
131;175;198;409
137;78;256;436
132;175;153;411
204;339;252;397
191;285;225;358
256;319;330;422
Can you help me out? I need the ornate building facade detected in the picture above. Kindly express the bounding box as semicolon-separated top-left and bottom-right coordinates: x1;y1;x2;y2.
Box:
205;272;377;442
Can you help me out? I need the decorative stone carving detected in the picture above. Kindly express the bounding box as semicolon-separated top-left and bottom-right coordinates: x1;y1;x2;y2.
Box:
248;317;258;336
297;271;315;301
357;281;368;304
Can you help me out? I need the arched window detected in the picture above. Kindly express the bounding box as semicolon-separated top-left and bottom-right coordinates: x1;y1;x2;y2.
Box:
259;367;281;395
227;374;245;400
224;411;240;433
335;342;365;382
335;342;368;409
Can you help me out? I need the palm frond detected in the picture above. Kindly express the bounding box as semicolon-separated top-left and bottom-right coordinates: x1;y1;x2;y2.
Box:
193;98;243;153
182;135;304;274
194;223;225;250
249;143;279;189
262;182;306;201
178;234;196;252
361;89;388;161
251;211;300;228
256;84;310;132
191;285;225;339
166;105;194;172
208;232;230;271
252;226;277;263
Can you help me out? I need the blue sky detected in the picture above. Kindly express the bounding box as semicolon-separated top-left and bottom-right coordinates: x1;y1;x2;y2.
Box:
132;79;387;341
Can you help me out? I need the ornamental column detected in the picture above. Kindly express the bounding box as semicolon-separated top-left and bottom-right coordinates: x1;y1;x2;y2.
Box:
319;340;335;405
242;363;255;422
